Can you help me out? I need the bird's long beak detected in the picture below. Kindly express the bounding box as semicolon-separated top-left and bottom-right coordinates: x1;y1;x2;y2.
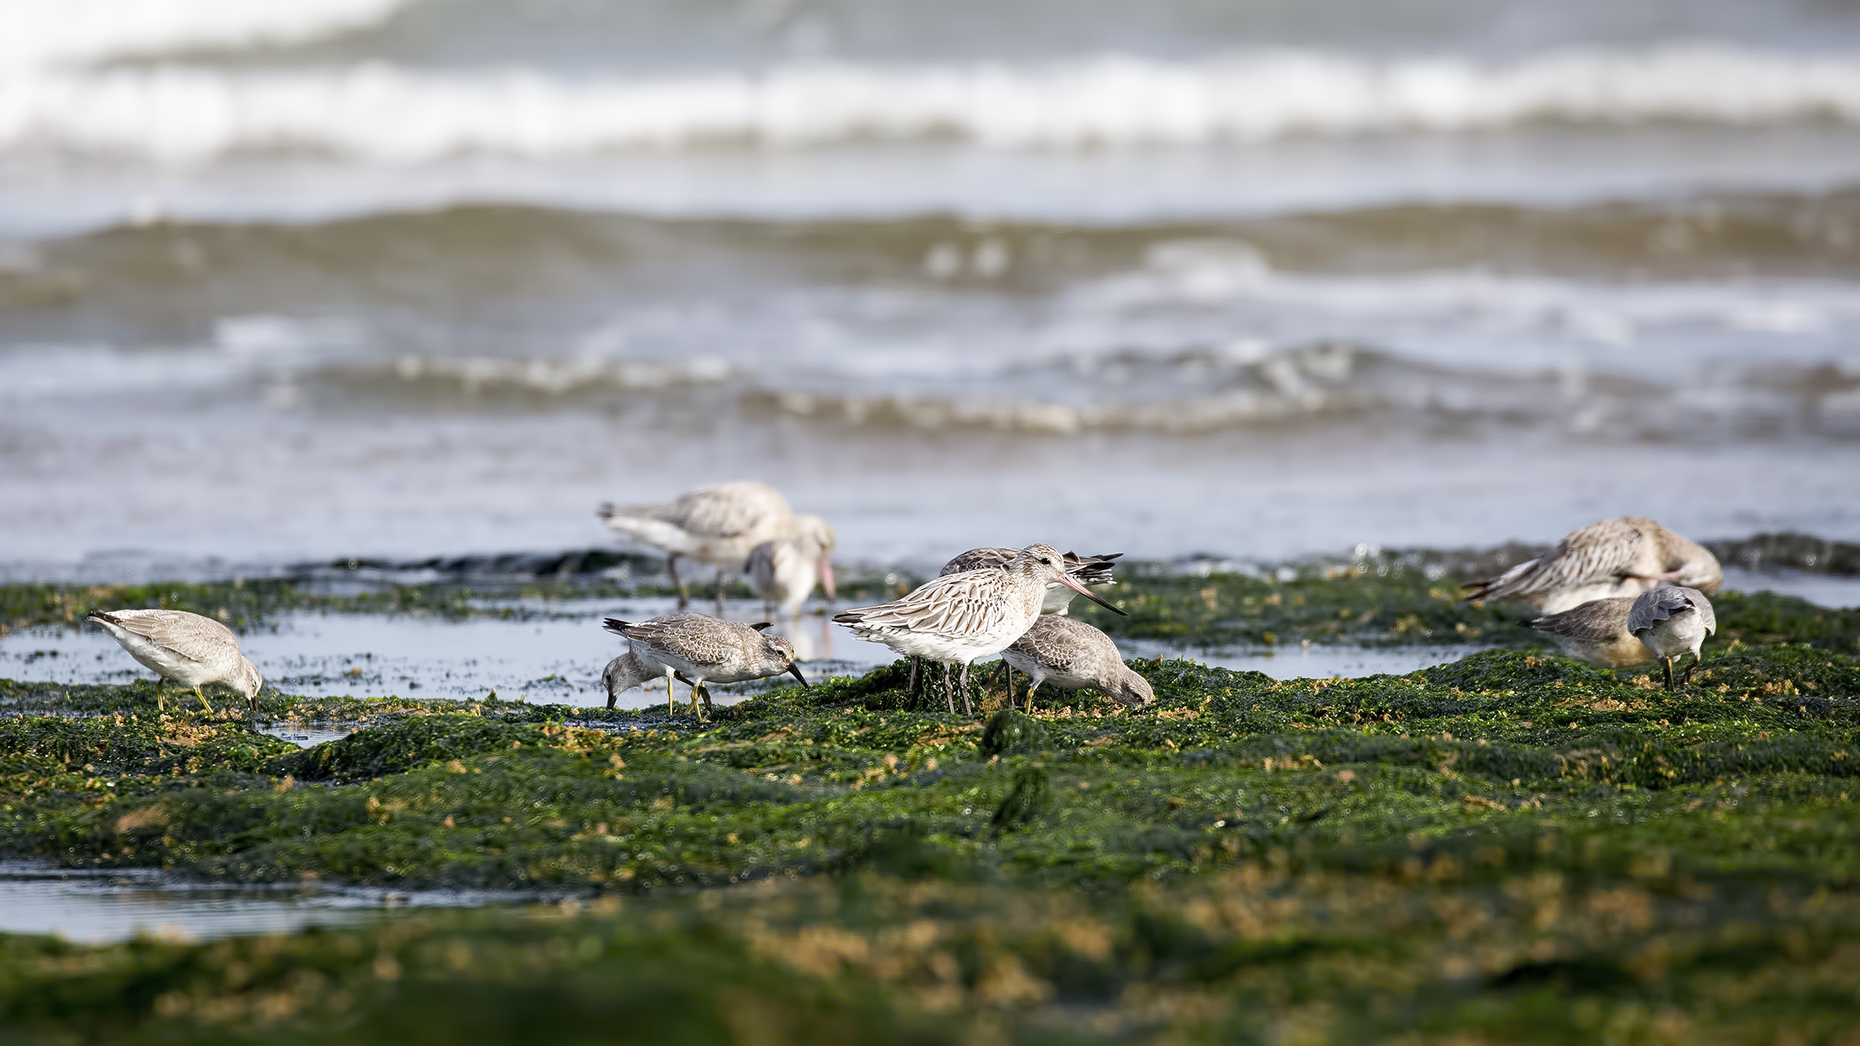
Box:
1059;573;1126;616
787;663;810;686
819;559;837;603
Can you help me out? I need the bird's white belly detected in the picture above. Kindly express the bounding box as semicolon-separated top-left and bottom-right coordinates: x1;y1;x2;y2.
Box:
116;632;218;688
853;621;1026;665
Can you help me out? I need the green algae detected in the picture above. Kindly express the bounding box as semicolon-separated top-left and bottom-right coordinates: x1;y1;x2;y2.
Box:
3;574;1860;1041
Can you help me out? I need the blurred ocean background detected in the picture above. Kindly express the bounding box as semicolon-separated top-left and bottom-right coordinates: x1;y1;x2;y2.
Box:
3;0;1859;580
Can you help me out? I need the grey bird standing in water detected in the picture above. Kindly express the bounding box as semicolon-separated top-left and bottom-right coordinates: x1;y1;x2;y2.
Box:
604;614;806;720
87;608;263;712
1465;516;1722;614
1528;596;1653;669
1629;586;1716;690
1000;615;1153;713
745;514;837;618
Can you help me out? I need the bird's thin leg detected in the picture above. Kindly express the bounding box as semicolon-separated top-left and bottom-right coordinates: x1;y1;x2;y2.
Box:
959;663;973;715
907;658;918;694
1003;666;1014;710
942;664;954;714
247;691;256;713
1027;679;1042;716
1682;652;1701;687
665;668;677;716
691;681;707;721
194;686;214;714
155;679;165;713
1662;657;1674;691
668;554;688;609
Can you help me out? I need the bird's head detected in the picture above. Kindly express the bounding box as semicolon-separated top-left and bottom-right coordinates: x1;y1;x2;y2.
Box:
762;634;809;686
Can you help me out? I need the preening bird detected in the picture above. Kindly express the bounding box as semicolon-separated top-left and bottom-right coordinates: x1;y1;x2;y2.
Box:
1628;586;1716;690
598;481;795;611
1528;596;1652;669
1464;516;1721;614
87;608;263;712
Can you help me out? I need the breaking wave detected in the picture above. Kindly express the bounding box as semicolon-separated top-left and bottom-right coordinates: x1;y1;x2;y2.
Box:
0;0;414;70
3;44;1860;159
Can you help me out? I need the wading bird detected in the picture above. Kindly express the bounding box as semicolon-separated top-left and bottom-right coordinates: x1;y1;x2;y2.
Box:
1000;615;1153;713
1528;596;1652;669
746;514;836;618
599;481;795;611
1629;586;1716;690
1464;516;1721;614
87;608;263;712
834;544;1126;715
603;614;806;720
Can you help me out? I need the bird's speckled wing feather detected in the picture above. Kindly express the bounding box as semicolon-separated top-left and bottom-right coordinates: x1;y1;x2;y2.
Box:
835;569;1022;641
604;614;751;668
1470;517;1655;602
1009;616;1117;675
90;609;239;663
1529;597;1634;644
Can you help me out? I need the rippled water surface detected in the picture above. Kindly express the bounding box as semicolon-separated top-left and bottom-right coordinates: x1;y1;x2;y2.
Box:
1;0;1857;580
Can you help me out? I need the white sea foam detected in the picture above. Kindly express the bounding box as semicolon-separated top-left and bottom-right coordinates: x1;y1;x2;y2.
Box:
0;0;414;70
1;44;1858;160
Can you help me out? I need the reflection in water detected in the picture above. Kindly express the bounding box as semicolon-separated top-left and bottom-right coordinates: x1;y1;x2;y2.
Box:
0;862;527;943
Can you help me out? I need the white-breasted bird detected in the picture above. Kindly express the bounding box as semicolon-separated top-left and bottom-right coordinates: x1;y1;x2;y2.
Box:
598;481;795;611
87;608;263;712
1464;516;1722;614
1628;586;1716;691
745;514;836;618
603;613;806;721
833;544;1126;715
1000;615;1153;713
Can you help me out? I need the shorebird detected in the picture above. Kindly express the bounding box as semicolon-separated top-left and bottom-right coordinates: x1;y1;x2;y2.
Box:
603;614;806;721
939;547;1122;615
87;608;263;712
598;481;794;611
1528;597;1653;669
600;650;654;710
1464;516;1722;614
1629;586;1716;690
746;514;836;618
833;544;1126;715
1000;615;1153;713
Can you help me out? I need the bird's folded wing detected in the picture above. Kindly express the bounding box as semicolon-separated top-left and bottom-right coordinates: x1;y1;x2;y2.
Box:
663;486;788;539
126;612;235;662
838;572;1014;640
1530;601;1629;643
1627;589;1696;634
